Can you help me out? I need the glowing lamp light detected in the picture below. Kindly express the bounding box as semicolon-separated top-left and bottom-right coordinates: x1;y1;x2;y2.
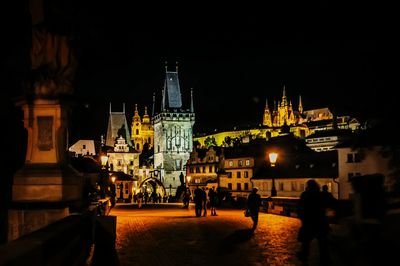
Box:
187;176;191;183
111;176;116;183
268;152;278;167
101;155;109;168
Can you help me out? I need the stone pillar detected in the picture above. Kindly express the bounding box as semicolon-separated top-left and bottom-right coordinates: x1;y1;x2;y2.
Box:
8;99;83;241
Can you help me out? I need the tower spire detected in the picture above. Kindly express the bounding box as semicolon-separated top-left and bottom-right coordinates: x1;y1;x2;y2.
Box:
133;103;140;122
281;85;288;106
263;98;272;127
190;88;194;112
176;61;179;72
123;102;125;113
298;95;303;113
109;102;112;113
165;61;168;72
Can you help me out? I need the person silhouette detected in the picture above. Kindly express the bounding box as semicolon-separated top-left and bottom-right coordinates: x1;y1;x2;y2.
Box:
246;187;261;230
297;179;331;265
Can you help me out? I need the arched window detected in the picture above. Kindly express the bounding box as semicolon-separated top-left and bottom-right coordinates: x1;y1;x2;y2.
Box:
136;129;139;135
136;143;140;150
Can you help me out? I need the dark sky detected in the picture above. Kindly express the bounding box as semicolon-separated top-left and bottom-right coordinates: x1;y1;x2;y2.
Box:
2;1;390;143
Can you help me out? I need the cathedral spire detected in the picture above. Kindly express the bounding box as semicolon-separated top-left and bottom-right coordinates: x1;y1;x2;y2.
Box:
263;98;272;127
176;61;179;72
123;102;125;113
109;102;112;113
298;95;303;113
281;85;288;106
190;88;194;112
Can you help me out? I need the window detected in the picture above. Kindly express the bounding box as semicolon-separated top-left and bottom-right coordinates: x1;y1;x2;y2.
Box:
228;172;232;178
279;183;284;191
130;170;133;175
245;160;250;166
209;166;213;173
348;173;354;181
117;160;122;166
244;183;249;190
238;160;243;166
130;160;134;165
176;160;181;170
209;156;213;161
196;167;200;173
136;143;140;150
83;144;86;149
347;153;354;163
354;153;361;162
190;167;194;173
291;182;297;191
355;172;361;176
228;183;232;190
229;160;233;167
244;171;248;178
136;129;139;135
237;183;242;191
158;145;160;153
237;171;241;178
202;166;206;173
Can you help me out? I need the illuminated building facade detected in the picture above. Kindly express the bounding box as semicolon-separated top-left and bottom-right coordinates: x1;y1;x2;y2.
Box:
153;65;195;195
131;104;154;153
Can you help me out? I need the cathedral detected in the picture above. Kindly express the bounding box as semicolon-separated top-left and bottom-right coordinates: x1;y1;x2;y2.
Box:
153;64;195;195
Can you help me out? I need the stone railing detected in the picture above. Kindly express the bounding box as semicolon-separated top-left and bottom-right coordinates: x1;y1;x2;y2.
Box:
0;198;116;266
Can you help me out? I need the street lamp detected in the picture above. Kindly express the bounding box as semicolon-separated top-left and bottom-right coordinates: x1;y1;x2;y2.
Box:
99;154;109;199
268;152;278;197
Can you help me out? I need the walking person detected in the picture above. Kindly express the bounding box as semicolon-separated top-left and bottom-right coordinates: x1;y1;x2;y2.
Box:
297;179;331;265
208;187;218;216
202;187;207;217
137;191;143;209
193;186;203;217
246;187;261;230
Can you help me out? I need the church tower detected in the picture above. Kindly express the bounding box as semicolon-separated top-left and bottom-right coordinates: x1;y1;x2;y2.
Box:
153;63;195;195
131;104;154;153
262;99;272;127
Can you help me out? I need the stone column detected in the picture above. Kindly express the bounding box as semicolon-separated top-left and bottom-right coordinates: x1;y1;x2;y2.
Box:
8;98;83;241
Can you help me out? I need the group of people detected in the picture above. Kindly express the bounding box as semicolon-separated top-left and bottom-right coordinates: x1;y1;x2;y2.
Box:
193;186;218;217
245;179;337;265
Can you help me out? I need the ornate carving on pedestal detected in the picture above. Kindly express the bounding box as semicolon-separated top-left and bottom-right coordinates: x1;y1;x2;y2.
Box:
37;116;53;151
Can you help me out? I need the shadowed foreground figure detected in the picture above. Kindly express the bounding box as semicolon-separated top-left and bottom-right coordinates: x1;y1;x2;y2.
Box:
246;187;261;230
297;179;331;265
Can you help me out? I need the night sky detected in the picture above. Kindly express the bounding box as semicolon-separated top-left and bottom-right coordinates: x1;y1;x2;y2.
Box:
2;1;390;144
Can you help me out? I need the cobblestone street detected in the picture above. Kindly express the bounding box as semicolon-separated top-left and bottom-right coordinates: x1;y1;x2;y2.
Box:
112;204;304;266
108;203;399;266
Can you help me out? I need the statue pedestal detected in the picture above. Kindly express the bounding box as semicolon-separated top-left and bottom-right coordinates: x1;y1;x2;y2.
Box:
8;99;83;241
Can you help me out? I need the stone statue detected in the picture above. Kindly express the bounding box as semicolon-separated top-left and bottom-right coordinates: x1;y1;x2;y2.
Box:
25;0;78;99
27;26;77;99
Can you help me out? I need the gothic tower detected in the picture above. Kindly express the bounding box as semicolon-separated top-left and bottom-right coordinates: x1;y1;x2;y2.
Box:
131;104;154;153
262;99;272;127
153;64;195;195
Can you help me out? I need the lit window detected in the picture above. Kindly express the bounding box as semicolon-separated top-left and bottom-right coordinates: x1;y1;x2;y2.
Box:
245;160;250;166
229;161;233;167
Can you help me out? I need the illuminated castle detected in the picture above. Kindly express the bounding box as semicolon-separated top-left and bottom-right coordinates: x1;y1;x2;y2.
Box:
262;86;333;127
194;86;359;147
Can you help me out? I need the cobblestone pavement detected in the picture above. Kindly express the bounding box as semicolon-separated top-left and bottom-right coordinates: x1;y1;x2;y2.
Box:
110;204;320;266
